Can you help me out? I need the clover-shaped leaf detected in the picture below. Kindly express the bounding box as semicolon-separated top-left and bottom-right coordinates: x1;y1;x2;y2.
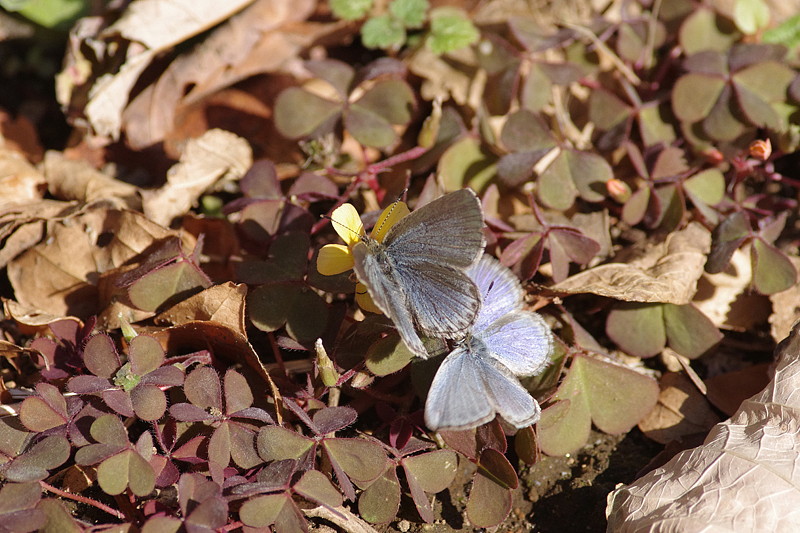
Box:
466;449;515;528
0;482;45;533
2;435;70;482
537;354;659;456
75;414;156;496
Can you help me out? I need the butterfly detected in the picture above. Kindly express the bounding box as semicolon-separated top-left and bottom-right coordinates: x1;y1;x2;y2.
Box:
351;188;485;358
424;255;554;431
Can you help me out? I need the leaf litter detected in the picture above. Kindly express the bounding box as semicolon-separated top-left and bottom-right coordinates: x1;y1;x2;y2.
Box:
1;0;800;531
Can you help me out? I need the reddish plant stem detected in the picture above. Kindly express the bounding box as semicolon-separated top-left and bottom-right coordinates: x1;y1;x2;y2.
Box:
39;480;126;520
267;332;288;377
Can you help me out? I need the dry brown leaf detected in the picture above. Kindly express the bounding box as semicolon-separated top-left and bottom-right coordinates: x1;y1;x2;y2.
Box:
0;110;43;162
769;255;800;342
154;282;247;334
6;207;184;317
0;148;46;210
407;46;481;106
638;372;721;445
142;129;252;226
705;363;772;417
122;0;323;149
607;323;800;531
0;199;78;268
80;0;255;140
553;222;711;304
43;151;141;209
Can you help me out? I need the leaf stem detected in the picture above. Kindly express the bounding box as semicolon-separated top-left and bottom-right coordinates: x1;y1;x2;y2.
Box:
39;480;126;520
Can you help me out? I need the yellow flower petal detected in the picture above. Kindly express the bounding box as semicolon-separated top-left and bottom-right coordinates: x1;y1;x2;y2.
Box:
331;203;365;247
371;201;410;243
317;244;355;275
355;283;384;314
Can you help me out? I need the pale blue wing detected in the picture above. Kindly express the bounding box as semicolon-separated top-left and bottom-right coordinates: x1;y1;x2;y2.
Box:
480;311;553;377
425;338;543;431
391;261;480;339
352;241;428;357
383;188;485;269
467;255;523;332
424;346;495;431
482;356;542;428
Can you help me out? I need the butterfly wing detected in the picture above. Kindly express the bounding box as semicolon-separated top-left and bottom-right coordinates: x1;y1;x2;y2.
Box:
467;255;523;331
424;346;495;431
481;311;553;376
352;241;428;357
383;188;485;269
391;260;481;338
481;356;542;428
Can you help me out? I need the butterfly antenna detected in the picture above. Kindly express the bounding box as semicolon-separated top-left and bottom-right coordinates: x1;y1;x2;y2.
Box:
372;188;408;236
320;213;363;241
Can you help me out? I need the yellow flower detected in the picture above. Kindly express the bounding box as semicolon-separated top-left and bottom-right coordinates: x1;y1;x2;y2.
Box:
317;200;410;314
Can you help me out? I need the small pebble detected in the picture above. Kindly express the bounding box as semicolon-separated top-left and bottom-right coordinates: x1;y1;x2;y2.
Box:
398;519;411;532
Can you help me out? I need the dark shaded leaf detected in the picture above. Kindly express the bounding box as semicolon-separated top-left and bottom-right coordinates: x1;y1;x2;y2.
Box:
274;87;341;139
606;303;666;358
663;303;723;358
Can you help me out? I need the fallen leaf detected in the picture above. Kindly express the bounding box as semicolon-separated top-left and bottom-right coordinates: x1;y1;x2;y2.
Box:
606;323;800;531
80;0;256;141
553;223;711;304
0;199;77;268
705;363;772;416
154;282;248;334
638;372;721;444
121;0;322;150
769;255;800;342
142;129;252;226
0;148;46;210
0;110;43;162
6;207;184;317
43;151;141;209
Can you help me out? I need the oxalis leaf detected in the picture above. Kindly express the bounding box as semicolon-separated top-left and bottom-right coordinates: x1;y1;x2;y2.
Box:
537;354;659;456
607;302;723;359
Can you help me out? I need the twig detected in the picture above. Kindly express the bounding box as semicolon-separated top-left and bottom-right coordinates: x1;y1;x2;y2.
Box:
39;480;125;520
303;505;380;533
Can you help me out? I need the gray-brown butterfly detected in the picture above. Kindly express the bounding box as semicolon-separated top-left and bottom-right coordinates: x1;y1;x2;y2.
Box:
351;188;485;358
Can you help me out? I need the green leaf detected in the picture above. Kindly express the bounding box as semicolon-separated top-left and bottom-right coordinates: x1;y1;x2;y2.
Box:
358;467;401;524
638;103;677;146
273;87;342;139
127;335;165;376
538;354;659;455
97;449;155;496
361;14;406;49
257;426;313;462
323;438;387;483
82;334;120;379
733;0;770;34
354;79;415;126
128;261;211;312
330;0;373;20
589;90;631;131
239;493;289;528
90;414;129;446
257;232;310;283
606;303;666;358
2;0;87;29
403;449;457;493
500;109;556;153
672;73;726;123
684;168;725;206
751;238;798;294
293;469;343;508
365;334;416;376
390;0;428;28
663;304;723;358
130;384;167;421
707;210;751;273
679;7;739;54
437;136;497;192
763;14;800;49
345;105;399;149
248;283;329;343
466;461;512;528
426;7;479;54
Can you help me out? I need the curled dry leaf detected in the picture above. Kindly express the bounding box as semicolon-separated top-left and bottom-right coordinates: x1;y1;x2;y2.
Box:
43;152;141;210
6;207;186;317
142;129;252;226
553;223;711;305
607;323;800;531
637;372;721;445
79;0;256;141
0;199;76;269
154;282;248;334
122;0;321;150
0;148;45;210
769;255;800;342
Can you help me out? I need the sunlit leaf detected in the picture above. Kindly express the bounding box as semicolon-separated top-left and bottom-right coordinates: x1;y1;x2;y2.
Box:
257;426;314;462
426;7;479;54
366;334;415;376
663;303;723;358
324;438;388;483
358;466;400;524
466;459;512;528
538;354;659;455
751;238;798;295
362;14;406;50
606;303;666;358
128;261;212;312
293;469;343;507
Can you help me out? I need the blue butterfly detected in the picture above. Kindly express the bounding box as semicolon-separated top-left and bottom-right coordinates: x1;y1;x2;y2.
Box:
424;255;554;431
